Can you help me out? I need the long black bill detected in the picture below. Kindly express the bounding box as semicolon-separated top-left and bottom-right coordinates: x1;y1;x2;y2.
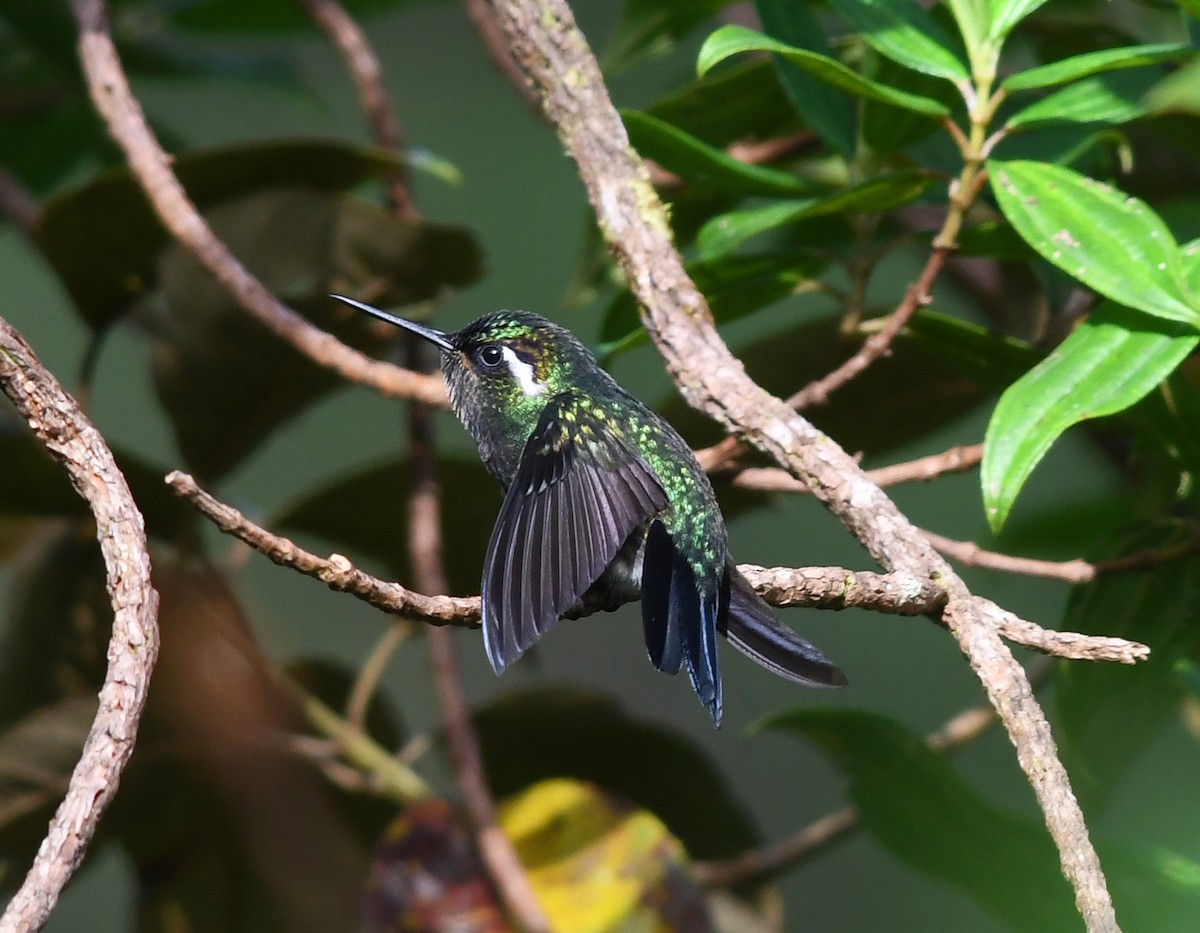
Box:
330;294;455;352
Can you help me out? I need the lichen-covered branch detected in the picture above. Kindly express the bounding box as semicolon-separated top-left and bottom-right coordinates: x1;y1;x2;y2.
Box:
70;0;445;406
479;1;1119;928
0;318;160;933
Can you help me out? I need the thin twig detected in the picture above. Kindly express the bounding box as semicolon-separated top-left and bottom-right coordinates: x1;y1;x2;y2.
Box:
344;623;411;731
165;470;479;624
70;0;446;405
481;3;1120;927
167;446;1147;667
922;529;1096;584
0;164;41;233
290;684;432;803
293;0;416;220
721;443;984;493
0;318;160;933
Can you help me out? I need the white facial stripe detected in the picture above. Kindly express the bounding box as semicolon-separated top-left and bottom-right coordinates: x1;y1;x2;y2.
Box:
501;345;546;397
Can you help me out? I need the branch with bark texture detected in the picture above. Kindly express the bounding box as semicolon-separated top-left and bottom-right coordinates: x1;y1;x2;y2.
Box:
70;0;445;406
480;1;1122;929
167;471;1147;665
0;319;160;933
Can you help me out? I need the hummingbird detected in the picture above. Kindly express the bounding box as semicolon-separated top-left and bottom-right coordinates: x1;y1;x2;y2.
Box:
334;296;846;725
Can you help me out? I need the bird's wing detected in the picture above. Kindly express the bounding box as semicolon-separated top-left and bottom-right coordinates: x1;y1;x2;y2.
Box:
721;562;848;688
481;392;667;673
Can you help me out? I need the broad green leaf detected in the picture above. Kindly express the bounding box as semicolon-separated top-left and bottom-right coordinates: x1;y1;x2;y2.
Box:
764;707;1200;930
604;0;736;71
474;688;759;862
982;299;1200;532
1056;521;1200;811
645;58;801;148
1002;43;1192;92
827;0;969;82
1006;72;1155;130
698;25;950;116
622;110;812;197
697;171;934;258
989;0;1052;41
500;780;712;932
942;0;991;69
902;309;1039;391
601;252;827;358
754;0;857;156
988;160;1200;327
760;709;1078;929
35;139;423;329
274;457;498;596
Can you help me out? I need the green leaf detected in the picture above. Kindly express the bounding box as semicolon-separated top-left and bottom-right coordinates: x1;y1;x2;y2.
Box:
827;0;969;82
760;708;1078;929
988;160;1200;327
35;139;424;329
941;0;991;69
1002;43;1192;92
1056;521;1200;811
697;171;934;258
604;0;736;71
599;252;828;357
622;110;812;197
698;24;950;116
754;0;857;156
274;457;498;596
902;309;1039;391
982;302;1200;532
1006;72;1155;130
988;0;1052;41
644;58;801;148
474;688;759;862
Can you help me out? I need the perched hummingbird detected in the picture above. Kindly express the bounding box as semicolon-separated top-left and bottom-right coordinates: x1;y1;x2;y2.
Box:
334;296;846;725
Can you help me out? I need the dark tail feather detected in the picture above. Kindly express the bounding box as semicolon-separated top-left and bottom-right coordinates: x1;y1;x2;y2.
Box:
720;564;847;689
641;520;723;726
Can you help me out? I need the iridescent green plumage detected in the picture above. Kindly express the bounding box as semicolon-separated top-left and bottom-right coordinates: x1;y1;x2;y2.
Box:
334;296;847;725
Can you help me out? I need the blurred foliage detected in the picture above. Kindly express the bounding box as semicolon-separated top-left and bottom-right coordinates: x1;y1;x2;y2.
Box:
2;0;1200;931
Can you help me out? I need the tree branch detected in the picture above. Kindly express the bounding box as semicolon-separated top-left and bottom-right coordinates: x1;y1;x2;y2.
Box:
0;318;160;933
69;0;446;406
480;2;1120;928
165;470;478;624
168;471;1147;665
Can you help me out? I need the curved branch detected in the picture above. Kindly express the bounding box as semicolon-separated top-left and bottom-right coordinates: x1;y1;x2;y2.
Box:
70;0;446;406
0;319;160;933
479;2;1120;929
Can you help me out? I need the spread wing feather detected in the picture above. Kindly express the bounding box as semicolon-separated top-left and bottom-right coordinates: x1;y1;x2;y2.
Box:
482;393;667;673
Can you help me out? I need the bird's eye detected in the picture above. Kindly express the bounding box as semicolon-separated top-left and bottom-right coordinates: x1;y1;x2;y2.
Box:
479;344;504;367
